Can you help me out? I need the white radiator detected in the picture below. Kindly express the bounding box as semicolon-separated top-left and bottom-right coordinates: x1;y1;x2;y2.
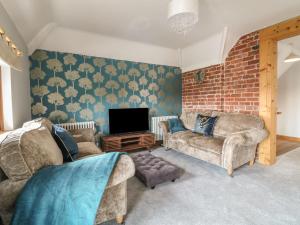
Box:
56;121;95;130
151;116;178;141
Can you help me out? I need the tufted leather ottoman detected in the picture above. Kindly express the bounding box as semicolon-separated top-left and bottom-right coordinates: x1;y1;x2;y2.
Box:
131;152;181;189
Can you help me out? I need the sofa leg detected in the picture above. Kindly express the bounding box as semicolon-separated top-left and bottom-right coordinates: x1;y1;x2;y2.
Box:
249;160;254;166
227;166;233;177
116;215;124;224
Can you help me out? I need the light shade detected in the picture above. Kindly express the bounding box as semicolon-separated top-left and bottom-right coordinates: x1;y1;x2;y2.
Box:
168;0;199;35
284;52;300;63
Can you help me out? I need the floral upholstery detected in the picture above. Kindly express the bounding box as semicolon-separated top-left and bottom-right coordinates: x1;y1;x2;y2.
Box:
23;117;101;158
68;128;96;143
188;135;224;154
0;118;135;225
180;110;212;130
22;117;53;131
77;142;102;158
211;111;264;138
160;110;268;174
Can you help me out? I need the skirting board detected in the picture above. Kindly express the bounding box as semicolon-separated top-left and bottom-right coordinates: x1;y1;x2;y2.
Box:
277;135;300;143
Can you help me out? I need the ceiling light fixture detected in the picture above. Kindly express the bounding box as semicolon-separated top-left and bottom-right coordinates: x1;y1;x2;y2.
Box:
0;27;5;38
284;43;300;63
0;25;23;57
284;52;300;63
167;0;199;35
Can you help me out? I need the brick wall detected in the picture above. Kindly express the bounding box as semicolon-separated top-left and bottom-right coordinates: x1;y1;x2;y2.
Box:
182;31;259;115
182;64;224;111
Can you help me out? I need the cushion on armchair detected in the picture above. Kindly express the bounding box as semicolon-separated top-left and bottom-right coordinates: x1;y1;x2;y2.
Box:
52;125;79;162
77;142;102;158
68;128;95;143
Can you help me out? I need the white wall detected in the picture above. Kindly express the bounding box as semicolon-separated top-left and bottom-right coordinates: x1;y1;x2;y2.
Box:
180;30;226;72
1;63;13;130
39;26;179;67
277;62;300;137
0;2;31;129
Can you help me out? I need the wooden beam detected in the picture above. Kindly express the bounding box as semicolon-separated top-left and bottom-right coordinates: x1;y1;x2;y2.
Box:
258;38;277;165
260;16;300;41
258;15;300;165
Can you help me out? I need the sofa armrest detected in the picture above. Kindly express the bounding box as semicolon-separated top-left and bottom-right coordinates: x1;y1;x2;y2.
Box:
0;179;28;225
106;155;135;189
159;121;169;146
222;128;268;172
225;128;268;147
159;121;169;134
68;128;96;143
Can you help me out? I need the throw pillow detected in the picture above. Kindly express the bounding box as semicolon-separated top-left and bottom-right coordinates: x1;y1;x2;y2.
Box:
194;114;218;136
52;125;79;162
168;118;186;134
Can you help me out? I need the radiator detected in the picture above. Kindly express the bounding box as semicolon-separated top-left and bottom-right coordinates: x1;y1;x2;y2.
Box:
151;116;178;141
56;121;95;130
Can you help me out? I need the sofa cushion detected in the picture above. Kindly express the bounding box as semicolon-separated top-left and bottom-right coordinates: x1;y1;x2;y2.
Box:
168;118;186;133
0;126;63;181
68;128;95;143
0;130;32;181
194;114;218;136
52;125;78;161
167;130;223;166
20;126;64;173
180;110;212;130
211;112;264;138
22;117;53;132
77;142;102;158
168;130;200;145
188;136;224;155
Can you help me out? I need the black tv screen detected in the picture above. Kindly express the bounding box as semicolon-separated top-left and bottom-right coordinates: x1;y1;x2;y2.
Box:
109;108;149;134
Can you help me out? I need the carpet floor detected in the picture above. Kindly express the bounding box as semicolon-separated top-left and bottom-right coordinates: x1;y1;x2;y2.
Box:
102;147;300;225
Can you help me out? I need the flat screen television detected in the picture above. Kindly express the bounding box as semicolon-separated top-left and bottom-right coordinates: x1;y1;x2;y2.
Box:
109;108;149;134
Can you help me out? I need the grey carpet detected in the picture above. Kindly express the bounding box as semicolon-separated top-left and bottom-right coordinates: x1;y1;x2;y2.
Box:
101;147;300;225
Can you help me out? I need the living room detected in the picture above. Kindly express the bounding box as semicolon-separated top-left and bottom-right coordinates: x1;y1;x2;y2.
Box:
0;1;300;225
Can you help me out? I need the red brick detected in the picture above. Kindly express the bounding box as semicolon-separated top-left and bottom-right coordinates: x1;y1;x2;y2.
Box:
182;31;259;115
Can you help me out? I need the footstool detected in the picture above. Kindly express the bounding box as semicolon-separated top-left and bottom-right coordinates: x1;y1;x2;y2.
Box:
131;152;181;189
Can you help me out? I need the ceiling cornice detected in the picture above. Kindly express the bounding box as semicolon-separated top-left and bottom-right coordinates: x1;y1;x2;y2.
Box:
27;22;57;55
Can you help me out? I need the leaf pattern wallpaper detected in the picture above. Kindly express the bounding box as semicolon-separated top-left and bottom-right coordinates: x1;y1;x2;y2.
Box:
30;49;182;134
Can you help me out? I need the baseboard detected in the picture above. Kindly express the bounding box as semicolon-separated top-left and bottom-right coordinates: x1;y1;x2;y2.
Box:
277;135;300;143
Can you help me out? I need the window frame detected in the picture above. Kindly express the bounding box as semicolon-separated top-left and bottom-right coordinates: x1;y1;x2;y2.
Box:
0;67;4;131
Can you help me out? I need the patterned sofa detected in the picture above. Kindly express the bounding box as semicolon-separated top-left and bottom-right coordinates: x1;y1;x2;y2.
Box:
0;118;135;225
160;111;268;176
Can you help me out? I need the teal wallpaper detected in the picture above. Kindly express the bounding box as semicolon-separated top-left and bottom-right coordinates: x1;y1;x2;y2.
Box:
29;49;182;134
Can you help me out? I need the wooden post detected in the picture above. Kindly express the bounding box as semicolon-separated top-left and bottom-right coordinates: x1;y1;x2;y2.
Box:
258;15;300;165
258;38;277;165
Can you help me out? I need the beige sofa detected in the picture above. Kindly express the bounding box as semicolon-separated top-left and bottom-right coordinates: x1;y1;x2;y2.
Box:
0;118;135;225
160;111;268;176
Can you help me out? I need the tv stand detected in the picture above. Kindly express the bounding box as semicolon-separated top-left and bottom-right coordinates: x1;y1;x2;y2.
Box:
101;131;155;152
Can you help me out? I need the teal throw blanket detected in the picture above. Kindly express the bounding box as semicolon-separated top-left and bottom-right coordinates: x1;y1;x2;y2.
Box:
10;152;124;225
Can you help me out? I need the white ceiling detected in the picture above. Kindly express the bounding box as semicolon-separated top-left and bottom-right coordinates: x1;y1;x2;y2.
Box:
1;0;300;50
